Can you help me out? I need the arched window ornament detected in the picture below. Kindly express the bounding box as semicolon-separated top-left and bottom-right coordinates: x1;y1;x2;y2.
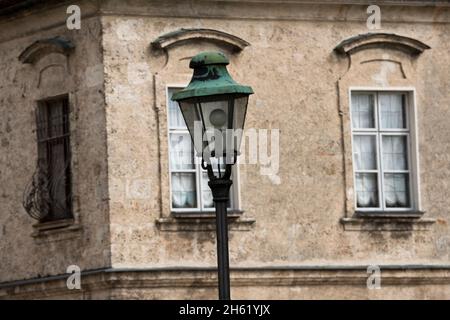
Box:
18;36;75;64
151;28;250;53
334;33;430;56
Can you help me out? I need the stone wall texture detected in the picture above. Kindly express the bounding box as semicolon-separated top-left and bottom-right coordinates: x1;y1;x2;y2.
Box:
0;0;449;299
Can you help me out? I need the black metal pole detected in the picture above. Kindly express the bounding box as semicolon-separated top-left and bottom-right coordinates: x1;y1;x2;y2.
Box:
215;198;230;300
209;178;232;300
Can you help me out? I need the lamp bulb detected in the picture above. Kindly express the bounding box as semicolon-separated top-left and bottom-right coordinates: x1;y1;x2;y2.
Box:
209;109;227;128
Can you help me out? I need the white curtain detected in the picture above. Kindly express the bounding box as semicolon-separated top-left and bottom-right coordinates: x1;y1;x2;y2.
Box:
379;94;406;129
168;89;197;209
355;137;409;208
352;94;379;208
354;135;376;170
354;135;378;207
170;134;196;208
169;134;193;170
201;173;214;208
383;136;409;207
355;173;378;208
382;136;407;170
352;93;409;208
352;94;375;129
167;88;232;211
168;92;186;128
171;173;196;208
384;173;409;207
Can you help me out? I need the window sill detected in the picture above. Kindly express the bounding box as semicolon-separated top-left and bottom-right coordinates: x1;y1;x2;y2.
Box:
355;211;425;218
341;211;435;231
156;210;255;232
170;209;244;219
31;218;82;241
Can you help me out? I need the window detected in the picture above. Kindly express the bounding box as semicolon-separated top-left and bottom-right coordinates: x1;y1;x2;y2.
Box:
167;87;235;212
351;91;417;212
35;96;73;221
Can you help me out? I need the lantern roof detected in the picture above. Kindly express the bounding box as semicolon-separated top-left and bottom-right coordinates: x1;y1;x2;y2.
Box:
171;51;253;102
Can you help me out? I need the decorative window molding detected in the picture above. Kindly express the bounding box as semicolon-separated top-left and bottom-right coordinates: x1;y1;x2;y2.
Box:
334;33;430;56
334;32;434;230
21;93;82;239
155;86;255;231
339;88;436;231
150;29;253;231
166;87;239;213
152;74;254;232
18;38;81;238
18;36;75;64
349;91;419;213
151;28;250;53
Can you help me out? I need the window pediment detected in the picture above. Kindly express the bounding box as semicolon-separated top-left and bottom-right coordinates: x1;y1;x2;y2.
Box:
19;37;74;64
334;33;430;56
151;28;250;53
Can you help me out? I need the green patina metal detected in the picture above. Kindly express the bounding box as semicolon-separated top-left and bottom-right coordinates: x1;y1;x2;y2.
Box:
171;51;253;102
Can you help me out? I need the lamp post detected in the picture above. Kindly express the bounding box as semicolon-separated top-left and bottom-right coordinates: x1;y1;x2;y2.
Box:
172;52;253;300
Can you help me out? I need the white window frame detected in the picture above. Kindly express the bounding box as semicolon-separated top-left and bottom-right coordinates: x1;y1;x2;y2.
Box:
166;85;239;213
349;88;420;213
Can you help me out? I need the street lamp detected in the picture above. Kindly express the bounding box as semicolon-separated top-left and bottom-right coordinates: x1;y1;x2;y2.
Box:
172;52;253;300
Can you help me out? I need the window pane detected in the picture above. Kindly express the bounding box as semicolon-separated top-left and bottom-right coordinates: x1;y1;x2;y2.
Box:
351;94;375;129
201;172;214;209
384;173;410;208
355;173;379;208
169;133;194;170
379;94;406;129
382;135;408;170
48;99;67;137
353;135;377;170
36;98;72;221
49;140;69;218
171;173;197;208
168;89;187;129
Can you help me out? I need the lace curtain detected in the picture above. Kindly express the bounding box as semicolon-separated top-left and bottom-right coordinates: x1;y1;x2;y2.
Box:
352;93;410;209
168;89;215;209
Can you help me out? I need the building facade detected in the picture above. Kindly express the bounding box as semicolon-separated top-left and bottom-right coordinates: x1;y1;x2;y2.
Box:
0;0;450;299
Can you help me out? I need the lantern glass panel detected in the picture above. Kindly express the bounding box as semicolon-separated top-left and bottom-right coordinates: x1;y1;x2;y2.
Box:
177;94;249;160
232;96;248;153
198;98;229;158
178;100;202;154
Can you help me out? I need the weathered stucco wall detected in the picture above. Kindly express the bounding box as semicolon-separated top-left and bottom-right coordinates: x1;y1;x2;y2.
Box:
101;0;450;272
0;0;450;299
0;2;111;283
